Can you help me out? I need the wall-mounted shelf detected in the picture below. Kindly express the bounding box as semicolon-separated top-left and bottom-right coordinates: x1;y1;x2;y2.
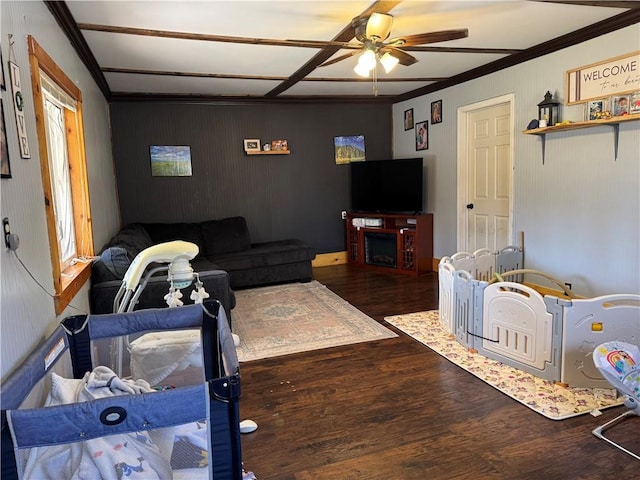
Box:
523;114;640;163
245;150;290;155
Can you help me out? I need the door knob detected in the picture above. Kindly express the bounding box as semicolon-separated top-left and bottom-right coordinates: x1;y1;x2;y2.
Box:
466;203;474;209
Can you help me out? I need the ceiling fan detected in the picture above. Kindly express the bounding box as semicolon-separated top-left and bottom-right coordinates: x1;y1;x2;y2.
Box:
321;12;468;77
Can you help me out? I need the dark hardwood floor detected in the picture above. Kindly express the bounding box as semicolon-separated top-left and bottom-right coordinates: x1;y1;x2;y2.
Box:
239;265;639;479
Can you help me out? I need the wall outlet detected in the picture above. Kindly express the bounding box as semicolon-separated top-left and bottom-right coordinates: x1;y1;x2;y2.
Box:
341;210;347;220
3;217;19;250
3;217;11;248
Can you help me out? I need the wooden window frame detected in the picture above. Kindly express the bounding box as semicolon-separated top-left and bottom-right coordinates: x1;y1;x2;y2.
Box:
28;36;94;315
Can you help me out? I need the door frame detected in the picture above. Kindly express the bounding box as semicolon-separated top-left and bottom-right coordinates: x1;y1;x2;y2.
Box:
456;93;515;252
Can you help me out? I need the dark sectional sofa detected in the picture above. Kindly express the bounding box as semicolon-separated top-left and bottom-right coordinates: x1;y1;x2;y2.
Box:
90;216;316;316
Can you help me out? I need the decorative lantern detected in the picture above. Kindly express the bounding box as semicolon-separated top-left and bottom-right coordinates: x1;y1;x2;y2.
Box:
537;91;560;126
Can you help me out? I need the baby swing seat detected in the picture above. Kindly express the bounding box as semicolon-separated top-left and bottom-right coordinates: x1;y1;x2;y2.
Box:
591;341;640;461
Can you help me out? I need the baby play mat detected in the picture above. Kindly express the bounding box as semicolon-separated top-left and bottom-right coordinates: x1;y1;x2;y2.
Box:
233;281;397;362
385;310;623;420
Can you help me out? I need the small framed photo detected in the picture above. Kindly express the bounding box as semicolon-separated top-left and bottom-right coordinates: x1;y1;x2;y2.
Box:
404;108;414;130
611;95;630;117
586;99;607;121
415;121;428;151
630;92;640;115
431;100;442;124
271;139;288;151
243;139;261;152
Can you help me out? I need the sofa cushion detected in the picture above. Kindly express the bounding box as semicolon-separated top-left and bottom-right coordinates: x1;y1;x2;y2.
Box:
208;239;315;271
105;223;154;260
142;222;206;256
201;216;250;255
190;258;222;272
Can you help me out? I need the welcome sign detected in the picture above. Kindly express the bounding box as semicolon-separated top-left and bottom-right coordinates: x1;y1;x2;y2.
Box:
566;51;639;104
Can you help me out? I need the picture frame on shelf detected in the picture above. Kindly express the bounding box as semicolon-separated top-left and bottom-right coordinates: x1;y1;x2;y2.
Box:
415;121;428;151
271;139;288;151
431;100;442;124
611;95;630;117
243;139;261;152
404;108;414;130
586;99;607;121
630;91;640;115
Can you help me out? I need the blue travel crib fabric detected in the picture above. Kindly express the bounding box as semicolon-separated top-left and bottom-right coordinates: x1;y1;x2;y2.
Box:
1;300;243;480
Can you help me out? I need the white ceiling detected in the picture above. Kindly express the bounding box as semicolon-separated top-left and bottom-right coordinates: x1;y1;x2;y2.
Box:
60;0;638;101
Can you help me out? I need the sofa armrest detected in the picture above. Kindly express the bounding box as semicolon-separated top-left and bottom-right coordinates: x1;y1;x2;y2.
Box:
90;269;236;325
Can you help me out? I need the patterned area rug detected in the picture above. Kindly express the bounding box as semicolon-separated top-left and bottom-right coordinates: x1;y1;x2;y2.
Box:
233;281;397;362
385;310;623;420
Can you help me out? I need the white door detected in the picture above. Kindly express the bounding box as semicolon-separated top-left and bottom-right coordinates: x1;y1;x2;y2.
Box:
458;97;513;252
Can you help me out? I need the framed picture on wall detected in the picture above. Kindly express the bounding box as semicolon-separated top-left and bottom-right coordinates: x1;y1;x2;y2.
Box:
431;100;442;124
334;135;365;164
0;52;5;90
150;145;192;176
415;121;428;151
1;100;11;178
404;108;414;130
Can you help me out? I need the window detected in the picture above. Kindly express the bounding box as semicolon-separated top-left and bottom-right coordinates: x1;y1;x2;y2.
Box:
28;36;93;314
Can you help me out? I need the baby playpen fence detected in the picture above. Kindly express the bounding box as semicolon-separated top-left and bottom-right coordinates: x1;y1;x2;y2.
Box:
439;248;640;388
1;300;243;480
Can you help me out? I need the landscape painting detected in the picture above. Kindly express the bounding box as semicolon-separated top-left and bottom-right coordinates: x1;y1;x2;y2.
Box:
334;135;365;164
150;145;192;176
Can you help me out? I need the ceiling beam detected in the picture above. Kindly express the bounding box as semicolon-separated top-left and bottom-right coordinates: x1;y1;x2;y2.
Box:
78;23;521;56
101;67;446;83
77;23;355;49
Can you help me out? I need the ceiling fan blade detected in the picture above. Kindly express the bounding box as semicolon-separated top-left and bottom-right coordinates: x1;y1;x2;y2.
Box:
319;50;361;67
366;12;394;41
389;29;469;47
383;47;418;67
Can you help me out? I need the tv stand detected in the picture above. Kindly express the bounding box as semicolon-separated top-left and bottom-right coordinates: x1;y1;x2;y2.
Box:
346;212;433;275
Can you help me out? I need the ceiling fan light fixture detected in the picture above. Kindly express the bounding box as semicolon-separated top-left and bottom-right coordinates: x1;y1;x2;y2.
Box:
354;62;371;78
358;49;377;70
366;13;393;42
380;52;399;73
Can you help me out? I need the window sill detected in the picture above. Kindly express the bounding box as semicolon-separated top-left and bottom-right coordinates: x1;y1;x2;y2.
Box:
55;260;92;315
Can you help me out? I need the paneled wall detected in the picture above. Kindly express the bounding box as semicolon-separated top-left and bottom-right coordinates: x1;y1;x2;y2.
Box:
393;25;640;296
110;102;392;253
0;1;119;378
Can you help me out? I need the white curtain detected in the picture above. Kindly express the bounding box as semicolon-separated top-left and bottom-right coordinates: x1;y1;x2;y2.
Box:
44;96;76;267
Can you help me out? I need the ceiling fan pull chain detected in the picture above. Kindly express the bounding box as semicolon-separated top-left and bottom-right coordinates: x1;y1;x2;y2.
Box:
373;65;378;97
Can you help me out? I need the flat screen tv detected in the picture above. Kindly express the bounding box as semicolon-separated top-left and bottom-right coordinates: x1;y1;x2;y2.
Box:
350;158;424;213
